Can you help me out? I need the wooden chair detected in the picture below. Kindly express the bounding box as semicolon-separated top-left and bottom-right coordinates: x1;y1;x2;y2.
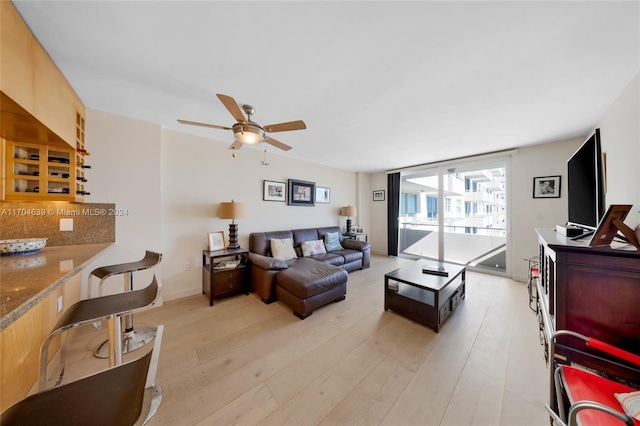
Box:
545;330;640;426
2;326;164;426
39;275;161;390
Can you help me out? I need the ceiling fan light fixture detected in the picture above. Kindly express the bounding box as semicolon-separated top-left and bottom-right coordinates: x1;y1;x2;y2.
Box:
233;123;264;144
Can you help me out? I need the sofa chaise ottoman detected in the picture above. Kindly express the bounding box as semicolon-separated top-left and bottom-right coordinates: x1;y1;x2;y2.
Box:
248;226;370;318
275;257;348;319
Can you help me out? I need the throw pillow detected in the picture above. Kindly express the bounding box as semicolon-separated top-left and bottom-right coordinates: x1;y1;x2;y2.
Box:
324;231;343;252
615;390;640;421
301;239;327;257
270;238;297;261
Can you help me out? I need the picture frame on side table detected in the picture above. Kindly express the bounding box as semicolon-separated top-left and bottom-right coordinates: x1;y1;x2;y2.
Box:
588;204;639;248
316;186;330;204
207;231;226;251
288;179;315;206
373;190;385;201
263;180;286;202
533;176;561;198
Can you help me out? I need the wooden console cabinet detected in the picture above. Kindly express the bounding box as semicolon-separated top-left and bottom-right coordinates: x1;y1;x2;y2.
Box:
535;228;640;408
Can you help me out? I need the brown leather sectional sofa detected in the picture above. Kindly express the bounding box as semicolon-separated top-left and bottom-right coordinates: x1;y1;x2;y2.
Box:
248;226;370;318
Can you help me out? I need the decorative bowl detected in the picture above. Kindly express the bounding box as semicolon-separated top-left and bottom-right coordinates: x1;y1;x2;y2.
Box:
0;238;48;256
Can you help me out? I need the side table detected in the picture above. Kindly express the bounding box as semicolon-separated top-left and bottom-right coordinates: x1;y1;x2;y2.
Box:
202;248;249;306
343;232;368;242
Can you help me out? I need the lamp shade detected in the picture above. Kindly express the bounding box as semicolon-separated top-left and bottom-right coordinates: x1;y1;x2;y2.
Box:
340;205;357;218
218;201;246;219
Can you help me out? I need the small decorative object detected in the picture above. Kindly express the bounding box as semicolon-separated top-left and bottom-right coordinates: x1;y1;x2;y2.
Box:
340;205;357;234
207;231;226;252
533;176;561;198
373;190;385;201
316;186;330;204
214;259;240;269
588;204;639;249
263;180;286;202
218;200;246;249
288;179;315;206
0;238;48;256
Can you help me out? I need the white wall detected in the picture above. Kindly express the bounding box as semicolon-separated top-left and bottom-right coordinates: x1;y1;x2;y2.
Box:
82;71;638;298
593;72;639;227
368;139;582;281
160;128;356;300
369;173;389;255
81;109;162;295
82;109;358;300
510;139;582;280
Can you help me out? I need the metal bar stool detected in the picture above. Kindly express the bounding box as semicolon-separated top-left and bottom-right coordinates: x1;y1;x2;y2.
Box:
3;326;164;426
39;275;161;390
88;250;162;359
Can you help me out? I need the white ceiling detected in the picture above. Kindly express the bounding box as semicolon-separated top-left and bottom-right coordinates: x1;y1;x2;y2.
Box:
12;1;639;173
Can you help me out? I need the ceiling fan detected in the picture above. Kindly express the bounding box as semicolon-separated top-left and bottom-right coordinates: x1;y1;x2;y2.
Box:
177;93;306;152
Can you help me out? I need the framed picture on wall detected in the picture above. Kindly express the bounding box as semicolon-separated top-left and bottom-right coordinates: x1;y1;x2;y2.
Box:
373;190;385;201
316;186;330;204
288;179;315;206
263;180;286;202
533;176;561;198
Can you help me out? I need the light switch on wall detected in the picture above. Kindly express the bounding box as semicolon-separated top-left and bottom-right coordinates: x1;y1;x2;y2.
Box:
60;218;73;231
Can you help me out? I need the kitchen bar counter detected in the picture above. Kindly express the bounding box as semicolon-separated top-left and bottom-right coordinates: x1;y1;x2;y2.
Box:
0;242;112;331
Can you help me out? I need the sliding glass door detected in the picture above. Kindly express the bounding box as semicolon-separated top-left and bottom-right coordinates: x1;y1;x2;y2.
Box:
398;156;508;275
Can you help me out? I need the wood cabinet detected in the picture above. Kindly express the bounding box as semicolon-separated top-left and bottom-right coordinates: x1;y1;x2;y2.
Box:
535;228;640;407
202;249;249;306
1;1;87;201
1;1;85;148
4;140;77;201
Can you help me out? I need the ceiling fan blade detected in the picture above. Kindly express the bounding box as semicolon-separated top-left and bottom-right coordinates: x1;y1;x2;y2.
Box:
265;136;292;151
177;119;231;130
216;94;247;123
229;140;243;150
263;120;307;133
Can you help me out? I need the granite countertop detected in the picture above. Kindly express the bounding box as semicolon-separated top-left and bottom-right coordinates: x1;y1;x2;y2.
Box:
0;242;113;331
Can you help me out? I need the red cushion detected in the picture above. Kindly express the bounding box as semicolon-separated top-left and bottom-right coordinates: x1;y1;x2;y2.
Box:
561;365;640;425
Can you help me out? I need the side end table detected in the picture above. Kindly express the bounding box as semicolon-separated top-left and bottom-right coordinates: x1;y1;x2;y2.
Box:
202;248;249;306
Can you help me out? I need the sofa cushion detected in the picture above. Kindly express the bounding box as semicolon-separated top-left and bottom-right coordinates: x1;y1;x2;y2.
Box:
324;231;343;252
276;258;348;298
334;249;363;264
307;253;345;266
301;239;327;257
271;238;297;261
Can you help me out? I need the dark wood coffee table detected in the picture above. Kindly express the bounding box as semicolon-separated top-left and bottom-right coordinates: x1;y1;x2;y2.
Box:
384;260;465;332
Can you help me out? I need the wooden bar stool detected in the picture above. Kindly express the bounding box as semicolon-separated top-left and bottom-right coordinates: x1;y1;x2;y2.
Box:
4;326;164;426
39;275;161;390
88;250;162;359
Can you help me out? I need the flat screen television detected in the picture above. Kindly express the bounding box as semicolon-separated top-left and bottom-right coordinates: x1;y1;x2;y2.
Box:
566;128;606;231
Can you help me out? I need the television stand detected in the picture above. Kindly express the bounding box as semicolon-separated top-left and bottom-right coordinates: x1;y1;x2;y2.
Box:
569;230;593;241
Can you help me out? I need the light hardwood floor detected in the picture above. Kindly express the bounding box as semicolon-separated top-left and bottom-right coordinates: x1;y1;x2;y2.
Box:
58;255;551;425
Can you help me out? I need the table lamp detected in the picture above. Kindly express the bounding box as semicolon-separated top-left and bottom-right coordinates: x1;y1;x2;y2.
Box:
218;200;246;250
340;205;357;235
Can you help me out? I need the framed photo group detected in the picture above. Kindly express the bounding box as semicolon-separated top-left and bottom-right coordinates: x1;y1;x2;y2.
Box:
263;179;331;206
288;179;315;206
263;180;286;202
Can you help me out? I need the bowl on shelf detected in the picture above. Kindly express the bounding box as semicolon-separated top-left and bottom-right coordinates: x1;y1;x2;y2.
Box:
0;238;48;256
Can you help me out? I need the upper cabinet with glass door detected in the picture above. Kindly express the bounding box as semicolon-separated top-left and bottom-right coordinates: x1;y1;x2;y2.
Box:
1;1;86;202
